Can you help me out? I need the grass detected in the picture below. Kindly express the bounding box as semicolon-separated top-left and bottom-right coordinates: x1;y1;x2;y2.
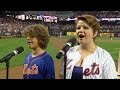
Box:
0;36;120;70
96;36;120;62
56;35;120;62
0;37;57;70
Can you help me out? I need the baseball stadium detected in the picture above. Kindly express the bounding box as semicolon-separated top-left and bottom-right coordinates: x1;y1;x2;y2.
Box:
0;11;120;79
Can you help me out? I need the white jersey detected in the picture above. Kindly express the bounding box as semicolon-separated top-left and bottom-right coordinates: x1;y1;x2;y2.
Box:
60;45;117;79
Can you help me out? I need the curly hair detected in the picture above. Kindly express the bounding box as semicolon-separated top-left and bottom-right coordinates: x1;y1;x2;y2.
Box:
24;24;49;50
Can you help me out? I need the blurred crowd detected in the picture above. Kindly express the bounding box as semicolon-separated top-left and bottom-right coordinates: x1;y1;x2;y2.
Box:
72;11;120;18
0;11;120;37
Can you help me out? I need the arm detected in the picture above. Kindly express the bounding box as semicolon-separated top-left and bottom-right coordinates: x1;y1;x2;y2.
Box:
59;58;64;79
45;58;55;79
103;54;117;79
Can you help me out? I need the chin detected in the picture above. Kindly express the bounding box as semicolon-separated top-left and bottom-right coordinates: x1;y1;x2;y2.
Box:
28;45;33;49
78;40;85;44
78;39;83;42
29;47;32;49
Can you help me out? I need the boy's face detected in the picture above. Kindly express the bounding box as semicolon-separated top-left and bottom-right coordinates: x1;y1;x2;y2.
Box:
26;36;39;49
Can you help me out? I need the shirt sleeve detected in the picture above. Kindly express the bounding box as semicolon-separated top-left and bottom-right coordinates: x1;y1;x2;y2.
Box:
45;57;55;79
102;53;117;79
60;58;64;76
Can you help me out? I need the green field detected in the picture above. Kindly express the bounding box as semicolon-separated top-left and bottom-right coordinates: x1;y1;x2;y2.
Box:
0;37;57;70
96;36;120;62
0;36;120;70
55;35;120;62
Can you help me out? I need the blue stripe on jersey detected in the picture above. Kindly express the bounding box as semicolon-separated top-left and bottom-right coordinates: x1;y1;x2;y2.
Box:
23;52;55;79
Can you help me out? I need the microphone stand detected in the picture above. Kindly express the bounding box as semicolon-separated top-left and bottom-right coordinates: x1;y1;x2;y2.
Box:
0;56;12;79
63;51;67;79
6;60;9;79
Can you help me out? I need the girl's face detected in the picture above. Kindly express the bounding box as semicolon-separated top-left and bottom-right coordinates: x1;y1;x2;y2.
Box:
76;20;94;44
26;36;39;49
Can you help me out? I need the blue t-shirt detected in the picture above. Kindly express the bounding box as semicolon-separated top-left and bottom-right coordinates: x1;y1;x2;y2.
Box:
23;52;55;79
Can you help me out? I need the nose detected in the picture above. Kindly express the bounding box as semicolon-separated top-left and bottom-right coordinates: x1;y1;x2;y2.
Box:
79;27;84;31
26;36;30;40
76;27;84;33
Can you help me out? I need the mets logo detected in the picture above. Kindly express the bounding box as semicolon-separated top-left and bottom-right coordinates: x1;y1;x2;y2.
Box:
23;64;38;75
84;63;100;76
66;61;100;76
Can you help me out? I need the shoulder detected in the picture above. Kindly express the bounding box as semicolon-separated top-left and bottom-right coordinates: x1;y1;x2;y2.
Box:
66;45;80;58
24;52;31;59
44;52;54;62
24;52;31;63
67;45;79;53
96;46;112;58
45;52;52;58
96;46;114;64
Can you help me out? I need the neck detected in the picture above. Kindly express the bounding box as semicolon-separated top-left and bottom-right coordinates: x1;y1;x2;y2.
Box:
32;47;45;57
80;41;97;53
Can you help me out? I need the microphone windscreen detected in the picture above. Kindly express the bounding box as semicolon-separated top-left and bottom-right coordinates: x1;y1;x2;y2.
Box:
67;37;76;47
15;46;24;54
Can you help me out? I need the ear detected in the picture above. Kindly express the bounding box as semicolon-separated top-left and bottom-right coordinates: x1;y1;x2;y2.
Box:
93;32;98;37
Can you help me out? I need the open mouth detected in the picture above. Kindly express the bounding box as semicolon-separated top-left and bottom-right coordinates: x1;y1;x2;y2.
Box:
27;41;32;44
78;34;85;38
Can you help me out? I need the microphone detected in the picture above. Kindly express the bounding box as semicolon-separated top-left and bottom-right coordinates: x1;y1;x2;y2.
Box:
56;37;76;59
0;46;24;63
